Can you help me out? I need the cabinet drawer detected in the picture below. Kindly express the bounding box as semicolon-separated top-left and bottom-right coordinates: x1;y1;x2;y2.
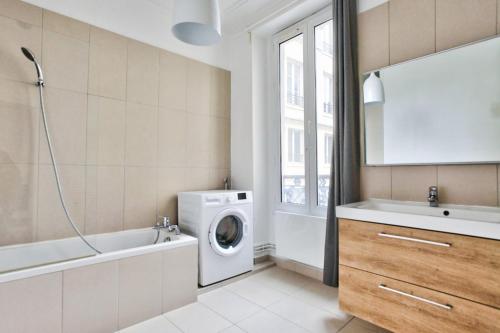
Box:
339;265;500;333
339;219;500;308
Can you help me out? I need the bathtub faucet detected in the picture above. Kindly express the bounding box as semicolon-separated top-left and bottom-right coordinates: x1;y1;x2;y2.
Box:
154;216;181;235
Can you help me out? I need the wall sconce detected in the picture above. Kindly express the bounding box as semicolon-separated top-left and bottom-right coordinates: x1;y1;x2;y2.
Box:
363;72;385;105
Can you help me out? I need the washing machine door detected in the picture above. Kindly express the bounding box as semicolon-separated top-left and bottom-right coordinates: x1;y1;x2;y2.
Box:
209;208;248;257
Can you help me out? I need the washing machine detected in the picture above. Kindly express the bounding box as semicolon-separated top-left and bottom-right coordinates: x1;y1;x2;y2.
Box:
178;190;254;286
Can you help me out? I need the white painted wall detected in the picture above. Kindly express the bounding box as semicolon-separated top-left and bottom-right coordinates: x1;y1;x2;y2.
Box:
22;0;230;69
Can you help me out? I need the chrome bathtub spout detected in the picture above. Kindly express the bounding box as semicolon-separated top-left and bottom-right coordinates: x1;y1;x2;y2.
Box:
154;216;181;235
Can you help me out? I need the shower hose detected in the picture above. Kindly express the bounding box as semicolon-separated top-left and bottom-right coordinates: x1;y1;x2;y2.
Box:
37;84;102;254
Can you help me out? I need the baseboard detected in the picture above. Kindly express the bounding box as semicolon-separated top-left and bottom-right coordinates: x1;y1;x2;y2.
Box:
270;255;324;281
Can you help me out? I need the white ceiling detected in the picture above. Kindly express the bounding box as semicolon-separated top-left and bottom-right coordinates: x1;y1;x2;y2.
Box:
146;0;331;35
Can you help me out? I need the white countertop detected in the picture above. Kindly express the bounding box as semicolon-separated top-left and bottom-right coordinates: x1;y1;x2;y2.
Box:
336;199;500;240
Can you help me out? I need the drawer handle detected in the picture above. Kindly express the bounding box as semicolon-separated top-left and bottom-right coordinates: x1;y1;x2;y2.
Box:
379;284;453;310
378;232;451;247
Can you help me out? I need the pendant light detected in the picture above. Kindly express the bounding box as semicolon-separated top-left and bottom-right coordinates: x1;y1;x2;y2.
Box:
171;0;222;46
363;72;385;104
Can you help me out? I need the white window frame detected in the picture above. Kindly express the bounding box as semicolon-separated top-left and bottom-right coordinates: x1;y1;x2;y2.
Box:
270;6;333;217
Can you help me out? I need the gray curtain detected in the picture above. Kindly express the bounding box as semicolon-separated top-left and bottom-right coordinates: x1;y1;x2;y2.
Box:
323;0;360;287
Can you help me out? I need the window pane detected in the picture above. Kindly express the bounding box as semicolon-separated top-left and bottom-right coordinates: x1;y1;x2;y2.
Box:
280;34;305;205
315;20;333;207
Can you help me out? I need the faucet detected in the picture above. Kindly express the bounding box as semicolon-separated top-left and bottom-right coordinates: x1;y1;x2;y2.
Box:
428;186;439;207
154;216;181;235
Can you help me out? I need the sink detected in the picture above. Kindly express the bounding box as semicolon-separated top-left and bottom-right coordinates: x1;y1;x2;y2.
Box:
336;199;500;240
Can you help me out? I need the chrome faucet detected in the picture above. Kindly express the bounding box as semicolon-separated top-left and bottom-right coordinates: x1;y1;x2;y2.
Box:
154;216;181;235
428;186;439;207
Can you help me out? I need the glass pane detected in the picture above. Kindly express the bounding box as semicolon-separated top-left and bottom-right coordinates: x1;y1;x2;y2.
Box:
315;20;333;207
216;215;243;249
280;34;305;205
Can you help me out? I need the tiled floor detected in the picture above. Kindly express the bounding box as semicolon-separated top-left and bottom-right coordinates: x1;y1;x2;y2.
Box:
117;266;389;333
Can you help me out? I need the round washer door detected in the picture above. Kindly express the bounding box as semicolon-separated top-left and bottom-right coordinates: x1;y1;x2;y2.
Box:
209;208;248;256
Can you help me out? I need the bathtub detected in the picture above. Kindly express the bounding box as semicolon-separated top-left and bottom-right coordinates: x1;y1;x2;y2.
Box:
0;228;199;332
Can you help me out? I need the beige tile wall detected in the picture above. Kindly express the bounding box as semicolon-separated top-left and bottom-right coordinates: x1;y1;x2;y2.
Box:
359;0;500;207
0;0;231;246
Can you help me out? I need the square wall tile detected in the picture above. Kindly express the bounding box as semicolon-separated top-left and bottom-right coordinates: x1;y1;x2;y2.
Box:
159;51;187;110
87;95;126;166
184;167;211;192
125;102;158;167
436;0;497;51
186;60;211;115
119;252;163;328
0;80;39;164
43;10;89;42
37;165;86;241
437;165;498;206
0;0;43;26
389;0;436;64
186;114;211;168
39;88;87;165
498;0;500;34
162;245;198;312
209;168;229;190
157;167;185;224
85;166;124;235
210;68;230;118
360;166;391;200
127;40;159;106
0;164;37;246
124;166;157;229
358;3;389;72
209;117;229;168
391;166;437;202
42;30;89;93
63;261;119;333
0;273;62;333
0;15;42;83
88;27;127;100
157;108;187;167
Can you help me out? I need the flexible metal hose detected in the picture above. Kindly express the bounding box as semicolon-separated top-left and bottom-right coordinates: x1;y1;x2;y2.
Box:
37;84;102;254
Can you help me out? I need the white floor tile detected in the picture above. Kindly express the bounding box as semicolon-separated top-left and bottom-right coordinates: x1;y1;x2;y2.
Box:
119;315;181;333
237;309;309;333
165;303;232;333
218;325;247;333
292;280;343;314
224;277;288;307
268;296;352;333
248;267;313;295
339;318;391;333
198;288;262;323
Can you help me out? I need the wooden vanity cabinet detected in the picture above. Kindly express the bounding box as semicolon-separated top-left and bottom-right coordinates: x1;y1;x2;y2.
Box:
338;218;500;333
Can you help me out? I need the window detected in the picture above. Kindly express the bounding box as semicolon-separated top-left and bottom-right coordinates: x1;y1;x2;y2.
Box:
323;73;333;114
288;128;304;163
286;59;304;108
274;7;333;214
324;134;333;164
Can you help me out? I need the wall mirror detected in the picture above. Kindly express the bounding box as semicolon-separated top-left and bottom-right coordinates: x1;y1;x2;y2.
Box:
362;35;500;165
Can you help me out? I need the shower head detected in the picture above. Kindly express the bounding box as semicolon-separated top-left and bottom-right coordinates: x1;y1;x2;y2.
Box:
21;46;44;85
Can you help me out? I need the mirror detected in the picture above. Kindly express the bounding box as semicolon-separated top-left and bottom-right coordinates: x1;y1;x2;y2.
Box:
363;36;500;165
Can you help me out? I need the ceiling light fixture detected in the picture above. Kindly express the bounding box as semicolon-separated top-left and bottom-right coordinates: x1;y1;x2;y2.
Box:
171;0;222;46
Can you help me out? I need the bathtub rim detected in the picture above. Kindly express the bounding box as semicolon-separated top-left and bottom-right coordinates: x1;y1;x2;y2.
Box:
0;230;197;284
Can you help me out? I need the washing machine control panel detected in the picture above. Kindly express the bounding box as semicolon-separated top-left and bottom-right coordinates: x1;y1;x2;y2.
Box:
203;191;252;206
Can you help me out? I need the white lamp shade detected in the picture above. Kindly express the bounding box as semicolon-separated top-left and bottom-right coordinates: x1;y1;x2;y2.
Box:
171;0;221;46
363;72;385;104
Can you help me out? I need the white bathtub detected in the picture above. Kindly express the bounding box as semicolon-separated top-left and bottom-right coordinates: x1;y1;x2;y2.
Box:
0;228;199;332
0;228;197;282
